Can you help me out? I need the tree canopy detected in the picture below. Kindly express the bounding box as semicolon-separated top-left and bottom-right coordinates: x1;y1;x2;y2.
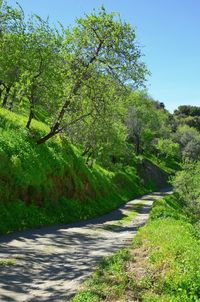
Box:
0;1;199;167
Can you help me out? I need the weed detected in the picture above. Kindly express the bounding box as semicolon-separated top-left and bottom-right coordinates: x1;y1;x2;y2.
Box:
0;258;17;266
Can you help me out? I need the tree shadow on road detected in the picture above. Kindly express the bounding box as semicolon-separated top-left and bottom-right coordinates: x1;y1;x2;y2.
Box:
0;189;171;302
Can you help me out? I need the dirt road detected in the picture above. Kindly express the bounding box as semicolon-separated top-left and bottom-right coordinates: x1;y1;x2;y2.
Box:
0;189;170;302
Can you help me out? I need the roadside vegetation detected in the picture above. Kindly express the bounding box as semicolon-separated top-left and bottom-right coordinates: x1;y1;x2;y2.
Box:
72;192;200;302
0;1;199;238
0;1;200;300
0;258;17;266
0;107;152;234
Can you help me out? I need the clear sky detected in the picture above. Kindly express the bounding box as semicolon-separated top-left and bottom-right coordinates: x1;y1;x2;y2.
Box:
8;0;200;112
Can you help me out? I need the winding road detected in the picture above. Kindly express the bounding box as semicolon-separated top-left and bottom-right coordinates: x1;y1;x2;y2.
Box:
0;189;171;302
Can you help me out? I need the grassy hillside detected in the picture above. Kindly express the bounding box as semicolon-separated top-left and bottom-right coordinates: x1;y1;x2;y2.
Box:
0;108;160;234
72;195;200;302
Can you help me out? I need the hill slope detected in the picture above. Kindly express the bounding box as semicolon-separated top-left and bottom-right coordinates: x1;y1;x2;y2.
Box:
0;108;169;234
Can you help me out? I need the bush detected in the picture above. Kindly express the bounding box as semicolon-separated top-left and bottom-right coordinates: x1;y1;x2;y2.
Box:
156;138;180;161
172;161;200;217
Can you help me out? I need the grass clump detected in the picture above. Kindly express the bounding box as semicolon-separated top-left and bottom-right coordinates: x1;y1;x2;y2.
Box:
72;195;200;302
119;201;145;224
103;201;145;231
0;258;17;266
72;249;133;302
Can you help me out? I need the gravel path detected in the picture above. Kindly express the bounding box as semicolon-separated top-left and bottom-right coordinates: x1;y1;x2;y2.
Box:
0;189;171;302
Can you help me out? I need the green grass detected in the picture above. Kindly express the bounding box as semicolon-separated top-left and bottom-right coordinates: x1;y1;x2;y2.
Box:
0;108;153;234
119;201;145;224
72;249;132;302
72;195;200;302
148;153;181;175
0;258;17;266
103;201;145;231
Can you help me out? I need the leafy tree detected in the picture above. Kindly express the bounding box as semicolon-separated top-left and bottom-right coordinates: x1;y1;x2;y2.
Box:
174;105;200;117
66;74;128;167
125;91;170;154
173;105;200;132
156;138;180;160
20;16;64;128
36;7;148;144
0;1;65;128
0;1;25;108
175;125;200;161
173;161;200;216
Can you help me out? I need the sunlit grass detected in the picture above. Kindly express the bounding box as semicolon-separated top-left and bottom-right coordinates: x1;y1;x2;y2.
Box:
0;258;17;266
0;108;150;234
72;195;200;302
119;201;145;224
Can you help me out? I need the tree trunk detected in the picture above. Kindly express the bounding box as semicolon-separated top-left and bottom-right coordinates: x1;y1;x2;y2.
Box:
36;81;81;145
36;44;101;146
36;130;58;145
81;145;92;157
8;88;16;111
2;86;11;108
26;109;34;129
0;88;3;101
86;151;93;166
26;91;35;129
36;100;70;145
135;134;140;155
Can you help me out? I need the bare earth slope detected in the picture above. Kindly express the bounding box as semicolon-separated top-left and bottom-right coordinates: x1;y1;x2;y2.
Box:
0;189;171;302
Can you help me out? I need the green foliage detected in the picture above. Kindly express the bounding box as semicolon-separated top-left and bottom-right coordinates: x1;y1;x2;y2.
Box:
149;195;188;221
72;195;200;302
172;161;200;217
175;125;200;161
135;196;200;302
0;2;187;237
0;197;120;235
0;258;17;266
125;91;171;155
174;105;200;117
149;153;181;175
72;249;131;302
156;138;180;161
1;1;190;171
0;1;64;122
174;105;200;131
0;2;148;147
0;108;150;234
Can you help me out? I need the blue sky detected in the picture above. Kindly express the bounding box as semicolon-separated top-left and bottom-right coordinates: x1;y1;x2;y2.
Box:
8;0;200;112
